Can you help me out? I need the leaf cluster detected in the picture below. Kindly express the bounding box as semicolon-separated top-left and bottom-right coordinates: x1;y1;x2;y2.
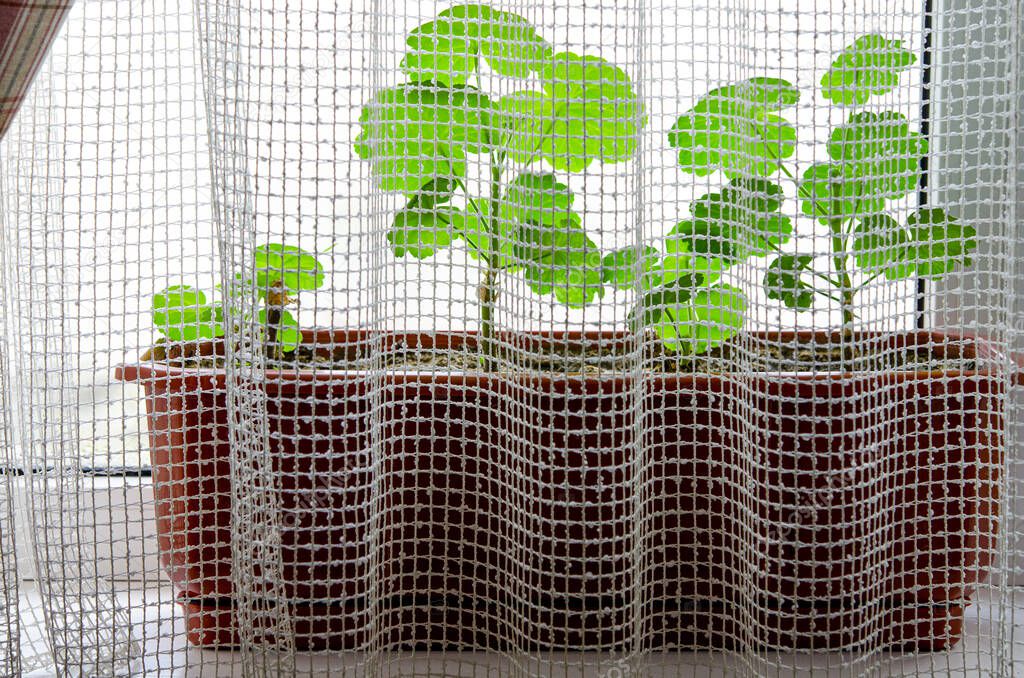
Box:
605;177;792;351
152;244;325;354
154;28;981;364
662;33;977;336
356;3;643;311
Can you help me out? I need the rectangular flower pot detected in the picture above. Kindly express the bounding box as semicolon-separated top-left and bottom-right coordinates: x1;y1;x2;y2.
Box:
115;330;1005;652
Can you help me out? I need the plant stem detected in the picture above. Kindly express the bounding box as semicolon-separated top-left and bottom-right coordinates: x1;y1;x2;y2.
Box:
479;267;496;370
761;130;858;330
786;167;858;328
829;222;856;331
265;306;282;362
480;153;504;371
263;281;290;361
823;177;858;334
840;287;856;328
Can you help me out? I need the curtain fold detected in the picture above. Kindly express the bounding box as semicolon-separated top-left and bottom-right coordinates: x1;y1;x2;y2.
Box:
0;2;136;676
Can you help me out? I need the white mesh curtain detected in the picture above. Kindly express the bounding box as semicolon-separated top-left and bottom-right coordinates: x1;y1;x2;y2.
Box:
0;0;1022;676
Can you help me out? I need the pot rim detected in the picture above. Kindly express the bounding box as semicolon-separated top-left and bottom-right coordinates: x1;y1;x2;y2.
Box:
114;328;1020;388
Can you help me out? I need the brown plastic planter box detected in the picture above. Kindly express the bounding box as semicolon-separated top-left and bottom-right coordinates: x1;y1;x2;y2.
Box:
115;330;1005;652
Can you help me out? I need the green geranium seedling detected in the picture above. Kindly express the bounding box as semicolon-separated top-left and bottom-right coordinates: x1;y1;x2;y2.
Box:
152;243;325;359
773;35;976;327
600;74;807;355
152;285;224;342
645;34;975;347
611;174;796;354
355;2;645;369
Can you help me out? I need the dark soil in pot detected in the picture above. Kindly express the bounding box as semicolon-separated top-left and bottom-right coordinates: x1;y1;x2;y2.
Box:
146;332;979;375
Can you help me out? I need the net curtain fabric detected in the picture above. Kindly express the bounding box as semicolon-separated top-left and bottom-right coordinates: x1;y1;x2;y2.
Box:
0;3;128;677
0;1;1021;677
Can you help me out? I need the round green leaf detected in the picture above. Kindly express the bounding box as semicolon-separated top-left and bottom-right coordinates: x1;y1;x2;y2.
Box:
406;176;458;211
502;172;574;227
601;246;662;290
691;177;785;218
629;276;745;354
469;7;552;78
668;219;745;261
799;162;885;224
668;178;792;267
651;283;747;354
536;52;644;172
851;214;911;274
515;214;605;308
821;34;917;106
669;77;799;178
661;251;725;286
903;208;978;279
688;284;748;351
802;111;927;223
400;19;477;87
354;84;495;193
388;207;456;259
401;5;551;86
152;285;224;342
254;244;325;294
763;254;815;311
628;273;700;331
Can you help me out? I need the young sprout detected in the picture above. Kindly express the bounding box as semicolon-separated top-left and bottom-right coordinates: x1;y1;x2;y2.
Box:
152;244;325;360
